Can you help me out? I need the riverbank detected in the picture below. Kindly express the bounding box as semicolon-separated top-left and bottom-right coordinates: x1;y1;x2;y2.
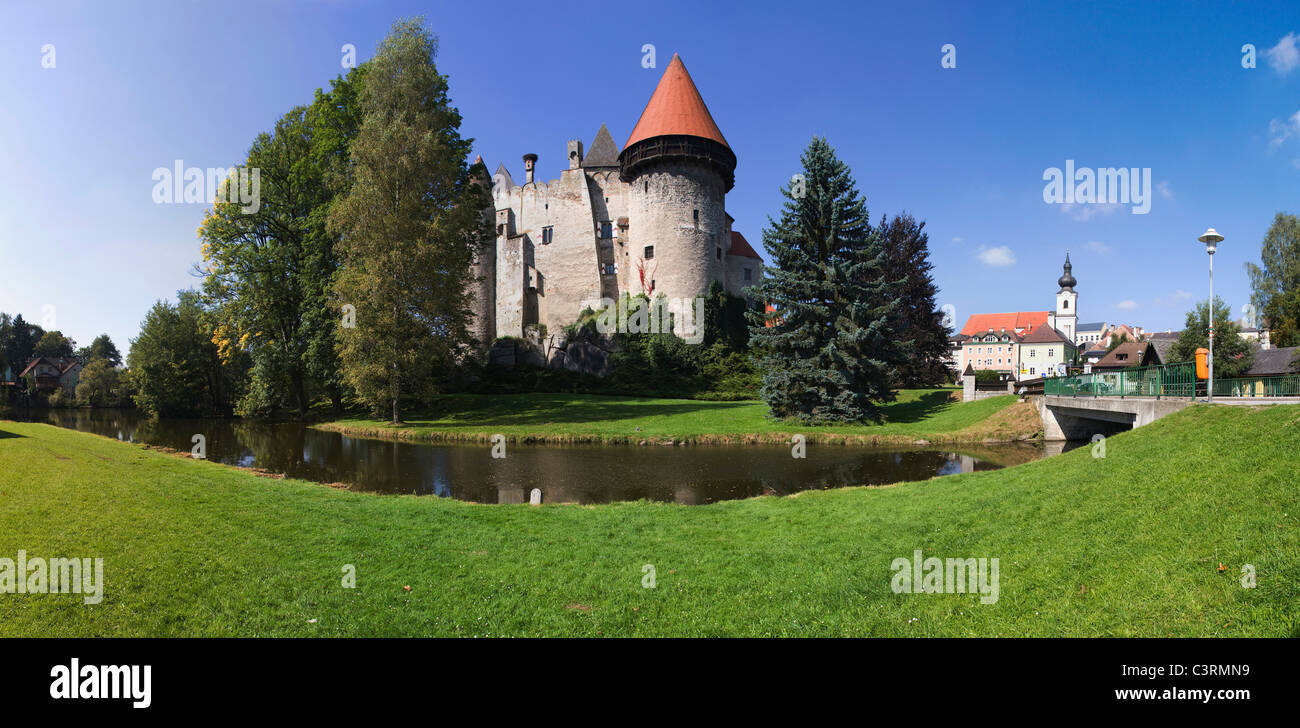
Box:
314;389;1043;445
1;403;1297;636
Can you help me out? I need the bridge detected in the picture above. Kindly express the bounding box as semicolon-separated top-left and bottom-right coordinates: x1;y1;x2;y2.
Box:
1035;362;1300;441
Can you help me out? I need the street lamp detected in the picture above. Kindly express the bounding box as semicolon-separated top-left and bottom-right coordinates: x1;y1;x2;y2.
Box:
1198;228;1224;402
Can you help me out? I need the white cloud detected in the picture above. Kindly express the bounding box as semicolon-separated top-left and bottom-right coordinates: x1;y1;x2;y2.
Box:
1085;240;1110;254
1156;180;1172;199
1116;300;1138;311
952;236;964;244
975;245;1016;267
1268;110;1300;151
1059;203;1122;221
1266;32;1300;75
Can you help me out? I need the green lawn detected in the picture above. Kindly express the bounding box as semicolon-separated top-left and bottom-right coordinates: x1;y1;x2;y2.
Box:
1;403;1297;636
315;388;1038;444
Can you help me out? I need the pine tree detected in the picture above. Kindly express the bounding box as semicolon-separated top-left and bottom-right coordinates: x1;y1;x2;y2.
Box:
746;137;907;423
878;213;950;386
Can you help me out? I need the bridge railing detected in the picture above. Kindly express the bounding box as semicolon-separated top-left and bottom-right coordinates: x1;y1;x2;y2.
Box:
1045;361;1300;399
1044;362;1196;399
1210;373;1300;398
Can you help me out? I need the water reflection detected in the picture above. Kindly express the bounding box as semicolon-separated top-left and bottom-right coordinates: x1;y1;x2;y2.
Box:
11;408;1068;505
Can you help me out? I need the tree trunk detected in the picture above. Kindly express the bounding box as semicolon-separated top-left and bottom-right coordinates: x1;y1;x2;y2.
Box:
391;396;400;425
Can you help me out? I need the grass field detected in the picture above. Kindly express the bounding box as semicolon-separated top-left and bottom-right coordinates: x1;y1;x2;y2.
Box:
1;402;1297;636
315;388;1041;444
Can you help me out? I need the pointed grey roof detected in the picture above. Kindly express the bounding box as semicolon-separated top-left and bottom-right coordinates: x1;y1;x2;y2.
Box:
493;163;514;190
582;124;620;168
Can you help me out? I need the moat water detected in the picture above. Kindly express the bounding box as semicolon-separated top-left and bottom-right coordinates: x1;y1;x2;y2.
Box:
9;408;1074;504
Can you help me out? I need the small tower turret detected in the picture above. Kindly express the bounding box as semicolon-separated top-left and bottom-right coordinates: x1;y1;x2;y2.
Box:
1054;251;1078;343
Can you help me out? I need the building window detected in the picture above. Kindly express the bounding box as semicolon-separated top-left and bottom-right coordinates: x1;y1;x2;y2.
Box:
644;245;654;260
1063;300;1069;309
1029;349;1036;357
716;247;722;261
602;263;617;275
599;221;612;239
541;226;553;244
1048;348;1055;357
743;268;752;281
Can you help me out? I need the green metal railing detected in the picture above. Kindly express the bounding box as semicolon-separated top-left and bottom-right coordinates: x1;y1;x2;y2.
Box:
1046;362;1196;399
1044;361;1300;399
1210;373;1300;398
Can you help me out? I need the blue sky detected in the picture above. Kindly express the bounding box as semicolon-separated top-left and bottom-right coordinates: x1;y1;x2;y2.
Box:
1;0;1297;352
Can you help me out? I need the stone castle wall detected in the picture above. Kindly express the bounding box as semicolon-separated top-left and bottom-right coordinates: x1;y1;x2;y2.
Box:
481;146;750;349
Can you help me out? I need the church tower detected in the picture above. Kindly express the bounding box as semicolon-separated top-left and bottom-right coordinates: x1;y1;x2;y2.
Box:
1052;252;1078;343
619;54;736;318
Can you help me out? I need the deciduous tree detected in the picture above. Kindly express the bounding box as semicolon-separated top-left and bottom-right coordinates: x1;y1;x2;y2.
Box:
328;18;490;424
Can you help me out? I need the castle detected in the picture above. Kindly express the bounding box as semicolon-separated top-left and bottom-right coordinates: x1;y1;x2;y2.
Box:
469;54;762;350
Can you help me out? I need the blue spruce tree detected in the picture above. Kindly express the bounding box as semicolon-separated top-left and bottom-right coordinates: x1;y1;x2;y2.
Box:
746;137;908;422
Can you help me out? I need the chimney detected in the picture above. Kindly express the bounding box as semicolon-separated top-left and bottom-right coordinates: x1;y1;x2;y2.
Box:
522;153;537;184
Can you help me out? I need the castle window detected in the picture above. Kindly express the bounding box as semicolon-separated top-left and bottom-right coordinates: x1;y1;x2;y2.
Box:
602;263;617;276
716;247;722;261
743;268;752;281
644;245;654;260
599;221;612;239
541;226;553;244
693;209;699;227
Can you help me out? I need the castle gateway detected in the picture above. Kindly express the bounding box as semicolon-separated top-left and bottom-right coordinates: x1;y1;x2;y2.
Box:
470;54;761;349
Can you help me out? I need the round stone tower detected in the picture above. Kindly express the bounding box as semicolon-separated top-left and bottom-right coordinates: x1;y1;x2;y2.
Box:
620;54;736;317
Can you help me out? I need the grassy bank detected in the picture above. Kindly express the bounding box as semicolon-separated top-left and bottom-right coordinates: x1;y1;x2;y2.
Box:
314;389;1041;445
1;403;1297;636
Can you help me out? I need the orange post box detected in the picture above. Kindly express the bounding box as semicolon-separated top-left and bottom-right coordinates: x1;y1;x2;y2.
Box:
1195;347;1209;380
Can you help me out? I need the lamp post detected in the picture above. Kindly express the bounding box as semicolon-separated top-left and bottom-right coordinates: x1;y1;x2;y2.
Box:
1198;228;1224;402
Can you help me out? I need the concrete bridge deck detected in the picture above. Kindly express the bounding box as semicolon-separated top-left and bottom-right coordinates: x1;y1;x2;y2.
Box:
1040;395;1298;441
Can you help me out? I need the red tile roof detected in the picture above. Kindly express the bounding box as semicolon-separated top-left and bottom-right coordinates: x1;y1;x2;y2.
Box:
728;231;761;259
18;357;81;377
959;311;1050;337
625;54;730;149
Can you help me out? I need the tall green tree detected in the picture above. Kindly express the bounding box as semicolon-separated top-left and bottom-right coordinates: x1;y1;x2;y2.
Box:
128;291;246;417
76;334;122;366
1170;296;1256;378
328;18;490;424
745;136;907;423
199;68;365;417
75;359;120;407
33;330;76;358
1245;212;1300;347
1;314;42;368
877;213;949;386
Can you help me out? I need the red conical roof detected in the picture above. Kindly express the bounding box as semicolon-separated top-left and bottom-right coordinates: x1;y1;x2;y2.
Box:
625;54;729;149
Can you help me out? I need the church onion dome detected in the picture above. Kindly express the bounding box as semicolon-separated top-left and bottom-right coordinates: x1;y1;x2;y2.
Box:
619;54;736;191
1058;252;1077;290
